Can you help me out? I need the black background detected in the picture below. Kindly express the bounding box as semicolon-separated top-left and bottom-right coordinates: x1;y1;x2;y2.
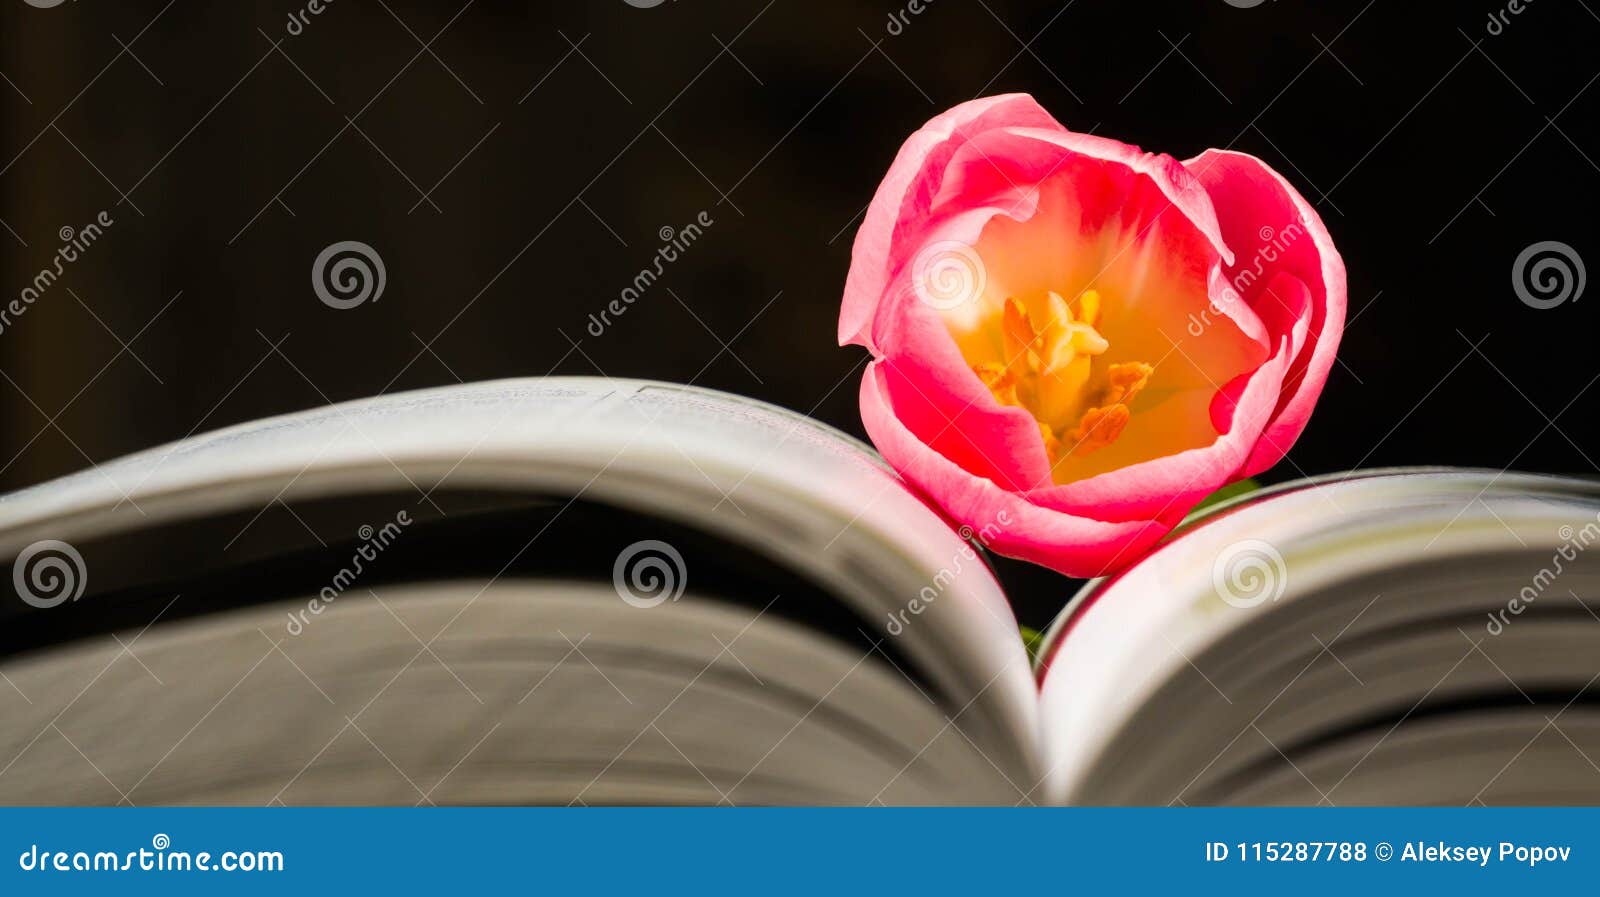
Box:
2;0;1597;624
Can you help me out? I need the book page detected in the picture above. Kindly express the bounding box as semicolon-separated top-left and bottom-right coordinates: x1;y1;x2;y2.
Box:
1035;470;1600;806
0;378;1042;792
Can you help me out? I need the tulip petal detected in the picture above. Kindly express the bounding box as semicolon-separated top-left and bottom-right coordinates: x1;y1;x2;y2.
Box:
1183;149;1346;476
860;360;1168;577
873;287;1053;491
840;94;1061;353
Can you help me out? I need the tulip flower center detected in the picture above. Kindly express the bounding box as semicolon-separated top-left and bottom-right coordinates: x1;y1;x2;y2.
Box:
968;289;1155;469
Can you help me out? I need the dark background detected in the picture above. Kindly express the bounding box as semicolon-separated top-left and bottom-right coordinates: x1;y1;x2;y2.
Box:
2;0;1596;623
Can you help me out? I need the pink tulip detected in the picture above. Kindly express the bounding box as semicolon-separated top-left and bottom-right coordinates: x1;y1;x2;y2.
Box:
839;94;1345;578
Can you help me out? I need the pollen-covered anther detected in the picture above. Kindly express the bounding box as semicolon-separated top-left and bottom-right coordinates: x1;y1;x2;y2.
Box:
970;288;1155;465
1037;420;1062;461
972;360;1019;407
1066;403;1131;456
1063;362;1155;456
1103;361;1154;406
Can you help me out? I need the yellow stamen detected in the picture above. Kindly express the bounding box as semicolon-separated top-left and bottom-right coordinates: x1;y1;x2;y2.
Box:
1066;404;1131;456
969;288;1154;469
1076;289;1101;327
1103;361;1154;406
972;360;1013;389
972;360;1019;408
1038;420;1062;462
1002;297;1041;377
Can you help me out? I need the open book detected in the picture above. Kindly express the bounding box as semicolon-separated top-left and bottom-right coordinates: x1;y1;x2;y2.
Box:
1;379;1596;805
